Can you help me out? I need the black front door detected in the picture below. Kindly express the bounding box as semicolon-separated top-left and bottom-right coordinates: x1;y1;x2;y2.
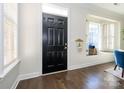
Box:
43;13;67;74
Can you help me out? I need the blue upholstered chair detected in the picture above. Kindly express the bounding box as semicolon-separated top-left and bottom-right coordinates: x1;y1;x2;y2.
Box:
114;50;124;77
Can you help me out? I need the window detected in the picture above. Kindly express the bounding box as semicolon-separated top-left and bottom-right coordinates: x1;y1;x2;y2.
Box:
86;16;118;55
88;22;100;49
102;23;115;51
3;4;18;67
87;22;100;55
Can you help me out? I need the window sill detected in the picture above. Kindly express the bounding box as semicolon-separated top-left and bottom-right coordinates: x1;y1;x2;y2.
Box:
0;59;21;79
100;50;113;53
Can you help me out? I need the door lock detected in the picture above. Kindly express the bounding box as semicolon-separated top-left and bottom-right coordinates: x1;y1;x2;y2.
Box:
64;43;67;49
64;46;67;49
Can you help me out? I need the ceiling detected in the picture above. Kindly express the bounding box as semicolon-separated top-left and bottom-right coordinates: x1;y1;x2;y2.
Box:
93;3;124;15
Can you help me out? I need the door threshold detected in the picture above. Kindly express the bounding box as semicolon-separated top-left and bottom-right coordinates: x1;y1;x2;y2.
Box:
42;70;68;76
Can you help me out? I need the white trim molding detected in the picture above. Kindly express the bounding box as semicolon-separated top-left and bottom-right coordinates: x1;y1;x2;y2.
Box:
18;72;42;81
0;3;4;75
11;72;42;89
12;60;114;89
69;60;114;70
11;76;20;89
0;59;21;79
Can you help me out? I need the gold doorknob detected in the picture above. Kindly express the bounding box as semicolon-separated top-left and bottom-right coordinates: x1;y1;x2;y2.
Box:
64;43;67;49
64;46;67;49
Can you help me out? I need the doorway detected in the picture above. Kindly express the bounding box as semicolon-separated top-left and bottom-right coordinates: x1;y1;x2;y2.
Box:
42;13;68;74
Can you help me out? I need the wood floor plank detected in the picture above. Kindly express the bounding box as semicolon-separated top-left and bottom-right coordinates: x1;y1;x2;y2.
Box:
17;62;124;89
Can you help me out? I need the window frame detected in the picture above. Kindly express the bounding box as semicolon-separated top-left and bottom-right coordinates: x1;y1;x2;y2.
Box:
0;4;4;75
86;16;119;54
3;15;18;67
0;3;18;75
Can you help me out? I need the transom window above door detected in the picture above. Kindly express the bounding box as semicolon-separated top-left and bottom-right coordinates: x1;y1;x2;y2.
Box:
42;4;68;17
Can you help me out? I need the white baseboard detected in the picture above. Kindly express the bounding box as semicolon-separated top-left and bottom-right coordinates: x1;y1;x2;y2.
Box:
42;70;67;76
12;71;68;89
11;72;42;89
11;76;20;89
12;60;114;89
18;72;42;81
69;60;114;70
17;60;114;81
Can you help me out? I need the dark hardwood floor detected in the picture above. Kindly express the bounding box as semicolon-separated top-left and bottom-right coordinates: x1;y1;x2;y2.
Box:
17;62;124;89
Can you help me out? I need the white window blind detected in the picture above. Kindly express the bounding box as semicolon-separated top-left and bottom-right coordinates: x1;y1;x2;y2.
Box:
101;23;115;51
3;4;18;67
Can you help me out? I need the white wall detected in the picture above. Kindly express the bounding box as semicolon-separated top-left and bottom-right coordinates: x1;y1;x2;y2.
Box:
55;3;124;70
18;4;42;76
18;3;124;77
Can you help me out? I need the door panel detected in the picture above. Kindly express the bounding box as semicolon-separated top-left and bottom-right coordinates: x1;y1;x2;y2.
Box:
43;13;67;74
